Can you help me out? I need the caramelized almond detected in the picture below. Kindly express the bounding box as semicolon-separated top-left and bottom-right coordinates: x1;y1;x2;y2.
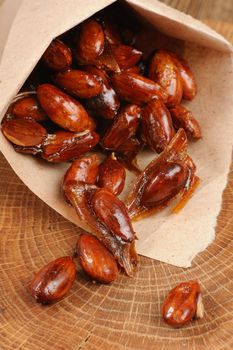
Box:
169;105;201;139
149;50;183;107
54;69;103;99
42;130;99;162
141;162;189;206
83;65;109;85
29;256;76;304
77;234;118;283
162;281;203;327
98;153;126;196
37;84;95;132
111;45;142;70
86;84;120;120
111;72;168;105
92;188;135;243
169;51;197;100
141;99;175;153
2;118;47;147
102;20;121;46
76;19;105;64
126;66;141;74
101;104;141;150
63;154;99;188
12;96;47;122
42;39;72;71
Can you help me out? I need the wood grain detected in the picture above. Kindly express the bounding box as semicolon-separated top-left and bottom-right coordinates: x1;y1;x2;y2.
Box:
0;1;233;349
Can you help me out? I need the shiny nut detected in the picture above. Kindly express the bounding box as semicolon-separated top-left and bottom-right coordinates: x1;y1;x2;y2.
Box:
141;162;189;207
162;281;204;327
29;256;76;304
98;153;126;196
111;44;142;70
54;69;103;99
92;188;136;243
76;233;118;283
42;130;99;162
37;84;95;132
149;49;183;107
76;19;105;64
42;39;72;72
2;118;47;147
12;96;47;122
63;154;100;189
101;104;141;150
169;105;202;139
169;51;197;100
85;81;120;120
141;99;175;153
111;71;168;105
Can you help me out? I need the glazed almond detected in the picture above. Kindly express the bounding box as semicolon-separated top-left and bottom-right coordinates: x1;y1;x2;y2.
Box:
111;45;142;70
12;96;47;122
77;234;118;283
111;72;168;105
162;281;203;327
2;118;47;147
42;39;72;72
102;20;121;46
54;69;103;99
92;188;135;243
42;130;99;162
63;154;99;188
170;105;202;139
149;50;183;107
101;104;141;150
83;65;109;85
169;51;197;100
141;162;189;206
127;129;199;220
83;67;120;119
141;99;175;153
37;84;95;132
76;19;105;64
29;256;76;304
98;153;126;196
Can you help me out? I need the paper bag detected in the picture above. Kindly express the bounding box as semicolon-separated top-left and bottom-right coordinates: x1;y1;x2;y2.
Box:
0;0;232;267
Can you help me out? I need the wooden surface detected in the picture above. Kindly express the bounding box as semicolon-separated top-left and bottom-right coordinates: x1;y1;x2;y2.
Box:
0;1;233;349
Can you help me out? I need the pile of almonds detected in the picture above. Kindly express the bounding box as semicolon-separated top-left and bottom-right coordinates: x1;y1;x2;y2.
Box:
1;6;204;327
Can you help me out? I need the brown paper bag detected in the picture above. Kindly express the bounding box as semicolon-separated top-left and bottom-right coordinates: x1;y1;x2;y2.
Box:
0;0;232;267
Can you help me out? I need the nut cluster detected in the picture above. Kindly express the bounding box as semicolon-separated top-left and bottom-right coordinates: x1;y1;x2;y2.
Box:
1;5;204;327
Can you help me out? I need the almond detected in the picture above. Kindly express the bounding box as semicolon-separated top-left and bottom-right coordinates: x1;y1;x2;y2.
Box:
2;118;47;147
149;50;183;107
42;39;72;72
98;153;126;196
54;69;103;99
42;130;99;162
77;234;118;283
169;105;201;139
37;84;95;132
111;72;168;105
101;104;141;150
141;99;175;153
92;188;135;243
12;96;47;122
29;256;76;304
76;19;105;64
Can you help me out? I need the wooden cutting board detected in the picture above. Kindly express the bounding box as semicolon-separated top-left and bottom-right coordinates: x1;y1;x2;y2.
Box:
0;1;233;349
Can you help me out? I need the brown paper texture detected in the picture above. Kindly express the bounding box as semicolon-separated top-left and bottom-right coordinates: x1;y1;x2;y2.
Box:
0;0;232;267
